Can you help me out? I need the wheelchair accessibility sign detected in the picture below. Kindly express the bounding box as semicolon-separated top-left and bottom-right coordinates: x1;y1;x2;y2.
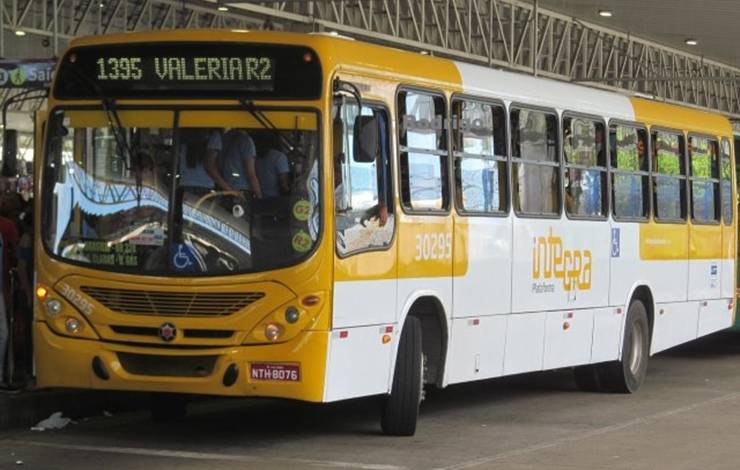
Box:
172;243;197;272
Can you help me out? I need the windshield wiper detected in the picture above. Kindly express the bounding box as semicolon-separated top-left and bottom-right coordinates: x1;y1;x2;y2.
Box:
64;63;144;203
238;99;304;158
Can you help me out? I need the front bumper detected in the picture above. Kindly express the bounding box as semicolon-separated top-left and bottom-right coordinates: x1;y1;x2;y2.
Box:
33;321;329;402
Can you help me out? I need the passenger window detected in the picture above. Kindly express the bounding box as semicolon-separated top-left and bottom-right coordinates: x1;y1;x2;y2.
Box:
398;90;449;212
333;100;394;256
451;98;507;214
609;124;649;219
562;116;606;217
652;130;687;221
688;136;720;223
510;108;559;215
721;139;733;225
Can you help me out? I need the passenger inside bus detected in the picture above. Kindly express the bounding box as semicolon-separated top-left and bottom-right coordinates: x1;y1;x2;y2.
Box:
205;127;263;200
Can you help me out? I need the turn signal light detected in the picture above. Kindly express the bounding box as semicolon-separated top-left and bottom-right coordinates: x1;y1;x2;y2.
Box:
36;285;49;300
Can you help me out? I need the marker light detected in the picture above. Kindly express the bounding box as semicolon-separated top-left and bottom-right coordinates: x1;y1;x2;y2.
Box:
285;306;300;324
685;39;698;46
36;285;49;301
302;295;320;307
264;323;284;341
598;10;612;17
64;317;82;334
15;30;26;37
218;6;228;11
44;298;63;317
303;52;313;63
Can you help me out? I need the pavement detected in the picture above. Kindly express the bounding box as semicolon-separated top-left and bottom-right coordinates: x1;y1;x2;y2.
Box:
1;330;740;469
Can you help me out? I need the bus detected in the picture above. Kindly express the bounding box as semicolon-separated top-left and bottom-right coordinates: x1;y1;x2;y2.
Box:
34;29;736;436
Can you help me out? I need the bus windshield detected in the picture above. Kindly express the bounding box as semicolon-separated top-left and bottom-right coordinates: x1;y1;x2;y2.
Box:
42;108;321;276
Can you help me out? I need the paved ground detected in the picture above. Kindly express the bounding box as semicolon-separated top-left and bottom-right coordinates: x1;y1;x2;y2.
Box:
2;331;740;470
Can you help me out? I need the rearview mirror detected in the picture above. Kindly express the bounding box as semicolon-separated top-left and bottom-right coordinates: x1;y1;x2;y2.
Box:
353;115;379;163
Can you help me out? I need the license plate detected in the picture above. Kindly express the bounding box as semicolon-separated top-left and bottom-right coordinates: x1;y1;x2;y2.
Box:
250;363;300;382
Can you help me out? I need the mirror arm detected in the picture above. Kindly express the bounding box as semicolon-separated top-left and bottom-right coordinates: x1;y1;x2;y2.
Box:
333;78;362;111
2;87;48;130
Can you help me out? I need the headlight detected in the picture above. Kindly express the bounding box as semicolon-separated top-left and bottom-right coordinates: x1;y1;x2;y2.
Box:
264;323;284;341
64;317;82;334
44;298;63;317
284;306;300;324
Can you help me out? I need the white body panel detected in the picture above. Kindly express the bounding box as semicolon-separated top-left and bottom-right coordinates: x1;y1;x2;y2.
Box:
323;324;395;402
333;279;397;328
453;217;512;317
326;60;733;403
447;316;507;384
503;312;546;375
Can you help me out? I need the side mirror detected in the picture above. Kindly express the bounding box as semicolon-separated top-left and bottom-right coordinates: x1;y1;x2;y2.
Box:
2;129;18;177
353;115;379;163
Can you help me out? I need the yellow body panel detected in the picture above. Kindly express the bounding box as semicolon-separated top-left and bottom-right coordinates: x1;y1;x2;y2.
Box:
631;97;735;262
36;29;464;400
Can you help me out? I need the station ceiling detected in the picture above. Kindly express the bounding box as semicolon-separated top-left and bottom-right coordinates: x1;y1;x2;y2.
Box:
539;0;740;68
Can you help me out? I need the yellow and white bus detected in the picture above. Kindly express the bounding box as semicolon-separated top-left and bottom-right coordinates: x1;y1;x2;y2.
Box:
34;29;736;435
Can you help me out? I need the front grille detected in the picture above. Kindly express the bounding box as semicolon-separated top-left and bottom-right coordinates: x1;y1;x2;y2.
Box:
81;287;264;317
110;325;234;339
117;352;218;377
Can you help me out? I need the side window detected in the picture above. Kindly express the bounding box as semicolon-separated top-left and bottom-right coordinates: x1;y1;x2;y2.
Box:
398;90;448;212
510;107;559;215
688;135;720;223
721;139;733;225
333;100;394;256
609;124;649;219
562;115;607;217
451;98;507;214
652;130;687;221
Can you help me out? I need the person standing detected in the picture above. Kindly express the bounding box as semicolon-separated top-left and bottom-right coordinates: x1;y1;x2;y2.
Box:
205;128;263;200
255;133;290;199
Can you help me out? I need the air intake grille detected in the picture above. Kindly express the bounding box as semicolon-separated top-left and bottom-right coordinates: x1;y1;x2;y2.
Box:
81;287;264;317
118;353;218;377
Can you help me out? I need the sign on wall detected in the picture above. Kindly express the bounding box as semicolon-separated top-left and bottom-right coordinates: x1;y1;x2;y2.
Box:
0;59;55;88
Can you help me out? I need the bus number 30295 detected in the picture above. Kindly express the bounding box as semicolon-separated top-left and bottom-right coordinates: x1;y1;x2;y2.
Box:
414;233;453;261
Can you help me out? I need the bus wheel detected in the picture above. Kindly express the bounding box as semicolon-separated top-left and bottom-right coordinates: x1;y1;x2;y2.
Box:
149;393;188;422
381;316;423;436
602;299;650;393
573;364;603;392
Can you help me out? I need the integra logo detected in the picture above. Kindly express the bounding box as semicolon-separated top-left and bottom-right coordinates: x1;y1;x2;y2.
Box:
532;228;592;292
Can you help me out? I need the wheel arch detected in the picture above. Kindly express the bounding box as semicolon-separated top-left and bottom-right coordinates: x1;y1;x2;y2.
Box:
395;292;450;388
621;282;655;357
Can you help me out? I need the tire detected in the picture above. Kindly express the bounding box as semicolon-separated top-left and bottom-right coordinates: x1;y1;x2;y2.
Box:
573;364;603;392
601;299;650;393
149;393;188;422
381;316;423;436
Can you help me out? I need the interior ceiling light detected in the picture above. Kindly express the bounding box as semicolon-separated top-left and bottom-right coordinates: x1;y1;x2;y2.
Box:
598;10;613;17
685;39;698;46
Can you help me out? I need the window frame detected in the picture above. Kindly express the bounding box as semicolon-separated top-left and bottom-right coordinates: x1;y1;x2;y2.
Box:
687;132;721;225
608;119;651;223
450;93;510;218
396;85;451;216
650;126;688;224
509;102;562;219
720;137;734;227
561;110;608;221
333;98;397;259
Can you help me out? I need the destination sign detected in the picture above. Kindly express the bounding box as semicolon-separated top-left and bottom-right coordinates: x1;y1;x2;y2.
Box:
54;43;321;100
